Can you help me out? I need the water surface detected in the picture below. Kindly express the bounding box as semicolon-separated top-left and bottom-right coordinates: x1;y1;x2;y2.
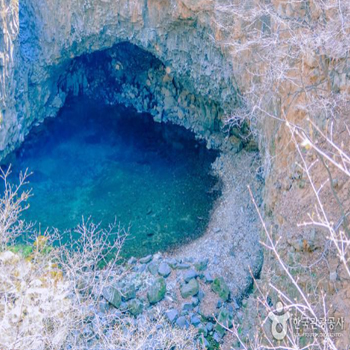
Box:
4;99;219;257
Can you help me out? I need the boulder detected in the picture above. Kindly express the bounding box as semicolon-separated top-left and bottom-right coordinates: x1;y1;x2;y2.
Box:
183;269;197;283
166;258;178;269
176;316;190;329
147;261;159;275
102;286;122;309
128;299;143;316
147;278;166;304
192;297;199;306
191;315;201;326
176;263;191;270
127;257;137;265
214;308;233;336
198;290;205;301
158;262;171;277
206;322;214;331
181;279;199;298
121;284;136;301
212;277;230;301
165;309;178;323
194;258;208;271
198;324;208;336
182;302;193;312
204;271;214;283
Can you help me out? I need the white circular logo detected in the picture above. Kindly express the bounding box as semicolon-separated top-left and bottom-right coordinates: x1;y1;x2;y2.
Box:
268;301;291;340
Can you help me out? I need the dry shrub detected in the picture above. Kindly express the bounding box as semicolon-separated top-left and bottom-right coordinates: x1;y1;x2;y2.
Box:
211;1;350;349
0;171;199;350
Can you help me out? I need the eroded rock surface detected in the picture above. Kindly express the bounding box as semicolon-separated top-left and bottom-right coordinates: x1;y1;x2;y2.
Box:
0;0;241;159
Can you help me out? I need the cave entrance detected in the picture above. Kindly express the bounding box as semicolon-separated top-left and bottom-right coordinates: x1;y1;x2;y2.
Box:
5;95;220;258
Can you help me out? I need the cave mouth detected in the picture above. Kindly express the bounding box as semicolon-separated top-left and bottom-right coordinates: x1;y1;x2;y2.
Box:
4;96;220;258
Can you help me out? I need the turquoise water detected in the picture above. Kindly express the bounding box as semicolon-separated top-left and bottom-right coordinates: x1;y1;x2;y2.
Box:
3;99;219;257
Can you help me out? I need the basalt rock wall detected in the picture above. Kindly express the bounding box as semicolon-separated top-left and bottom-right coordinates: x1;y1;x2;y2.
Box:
0;0;245;160
1;2;350;342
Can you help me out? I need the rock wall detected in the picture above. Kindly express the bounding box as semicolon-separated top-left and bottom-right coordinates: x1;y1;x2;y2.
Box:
56;42;240;152
0;0;245;160
1;0;350;344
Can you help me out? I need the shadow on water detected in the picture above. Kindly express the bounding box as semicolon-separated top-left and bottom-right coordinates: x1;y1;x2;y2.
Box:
2;98;221;258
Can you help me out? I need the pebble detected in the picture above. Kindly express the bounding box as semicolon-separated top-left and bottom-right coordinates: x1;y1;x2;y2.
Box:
99;300;110;313
83;326;93;338
147;261;158;275
110;309;123;319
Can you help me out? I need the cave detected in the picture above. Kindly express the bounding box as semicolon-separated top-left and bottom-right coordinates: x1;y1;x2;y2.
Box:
2;38;262;295
7;96;220;259
0;2;267;347
1;1;349;348
4;42;224;257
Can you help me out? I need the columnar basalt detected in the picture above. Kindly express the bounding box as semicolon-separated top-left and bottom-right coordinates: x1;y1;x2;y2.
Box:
0;0;244;160
0;0;264;303
58;42;235;151
1;0;350;345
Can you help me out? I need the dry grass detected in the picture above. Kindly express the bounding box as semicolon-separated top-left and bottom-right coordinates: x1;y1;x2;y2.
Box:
0;171;199;350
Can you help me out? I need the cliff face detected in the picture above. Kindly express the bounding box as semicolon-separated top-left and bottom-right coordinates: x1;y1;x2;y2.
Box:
0;0;279;168
0;0;245;159
1;0;350;344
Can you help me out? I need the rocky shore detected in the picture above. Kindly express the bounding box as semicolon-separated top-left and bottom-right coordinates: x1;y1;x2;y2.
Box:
97;253;239;349
89;150;264;349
